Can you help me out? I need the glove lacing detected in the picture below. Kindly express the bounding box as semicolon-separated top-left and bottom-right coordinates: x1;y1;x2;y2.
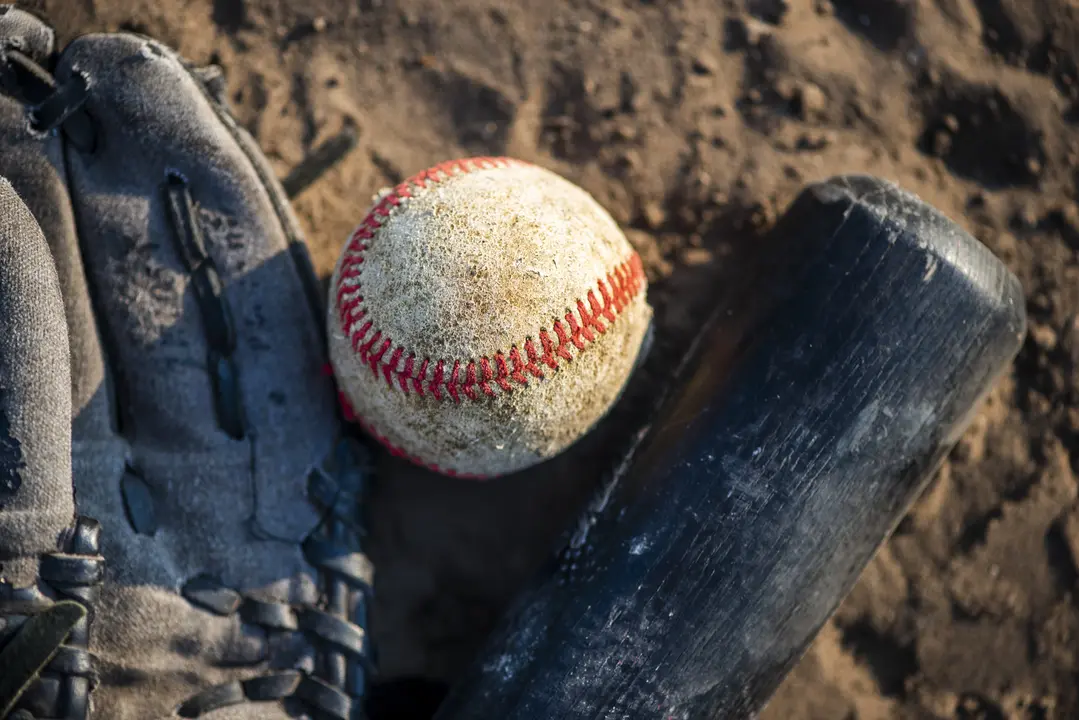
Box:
173;437;375;720
0;518;103;720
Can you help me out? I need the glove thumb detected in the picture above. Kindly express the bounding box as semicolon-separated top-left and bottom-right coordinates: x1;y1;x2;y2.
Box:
0;175;73;585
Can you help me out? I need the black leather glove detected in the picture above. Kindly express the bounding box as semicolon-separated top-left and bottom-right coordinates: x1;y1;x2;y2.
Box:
0;8;373;718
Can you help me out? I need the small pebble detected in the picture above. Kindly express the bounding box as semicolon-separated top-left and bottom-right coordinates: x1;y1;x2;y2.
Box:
1061;203;1079;229
681;247;713;266
1016;206;1040;230
929;130;952;157
1028;390;1052;416
796;82;826;120
602;7;624;26
795;130;832;151
612;121;637;141
692;52;718;75
729;15;773;47
313;16;327;32
642;201;666;230
618;149;641;170
1067;407;1079;433
1031;324;1058;352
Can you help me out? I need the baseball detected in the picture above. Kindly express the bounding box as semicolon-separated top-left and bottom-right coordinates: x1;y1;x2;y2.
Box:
327;157;653;478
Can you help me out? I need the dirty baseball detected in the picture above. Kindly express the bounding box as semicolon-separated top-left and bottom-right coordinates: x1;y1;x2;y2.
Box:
328;157;653;478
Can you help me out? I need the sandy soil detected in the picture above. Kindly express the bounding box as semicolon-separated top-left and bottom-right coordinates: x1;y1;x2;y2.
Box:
25;0;1079;717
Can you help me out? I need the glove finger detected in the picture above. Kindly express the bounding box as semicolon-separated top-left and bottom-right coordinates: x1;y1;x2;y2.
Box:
0;175;73;584
0;8;112;439
52;34;337;540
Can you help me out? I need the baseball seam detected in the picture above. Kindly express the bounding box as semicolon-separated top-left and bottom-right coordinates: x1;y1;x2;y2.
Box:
334;156;646;405
335;389;487;479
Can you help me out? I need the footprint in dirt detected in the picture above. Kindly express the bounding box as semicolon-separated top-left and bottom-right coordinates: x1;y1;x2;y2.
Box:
830;0;916;52
918;82;1046;189
836;618;918;699
971;0;1034;64
540;64;609;164
425;67;517;154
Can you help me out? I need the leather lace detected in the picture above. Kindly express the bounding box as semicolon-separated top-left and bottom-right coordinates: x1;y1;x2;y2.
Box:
0;518;103;720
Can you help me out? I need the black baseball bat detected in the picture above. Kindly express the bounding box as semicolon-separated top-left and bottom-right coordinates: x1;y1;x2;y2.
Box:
432;176;1026;719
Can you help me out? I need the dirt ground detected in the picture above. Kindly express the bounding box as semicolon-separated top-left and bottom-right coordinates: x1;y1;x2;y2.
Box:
26;0;1079;717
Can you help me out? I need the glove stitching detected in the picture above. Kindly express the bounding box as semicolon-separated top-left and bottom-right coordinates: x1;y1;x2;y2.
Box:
174;439;374;719
163;173;247;441
0;518;104;720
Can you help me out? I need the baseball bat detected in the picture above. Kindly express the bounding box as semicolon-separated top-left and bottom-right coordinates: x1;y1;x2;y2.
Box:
432;176;1026;719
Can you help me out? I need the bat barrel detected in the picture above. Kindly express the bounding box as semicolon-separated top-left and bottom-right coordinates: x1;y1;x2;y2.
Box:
436;176;1026;720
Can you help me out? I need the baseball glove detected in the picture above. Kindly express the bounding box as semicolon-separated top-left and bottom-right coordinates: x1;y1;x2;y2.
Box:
0;7;374;719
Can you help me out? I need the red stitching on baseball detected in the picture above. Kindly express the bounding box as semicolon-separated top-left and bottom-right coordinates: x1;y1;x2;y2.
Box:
431;360;446;401
463;361;479;401
523;340;546;376
334;156;646;407
448;360;462;404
